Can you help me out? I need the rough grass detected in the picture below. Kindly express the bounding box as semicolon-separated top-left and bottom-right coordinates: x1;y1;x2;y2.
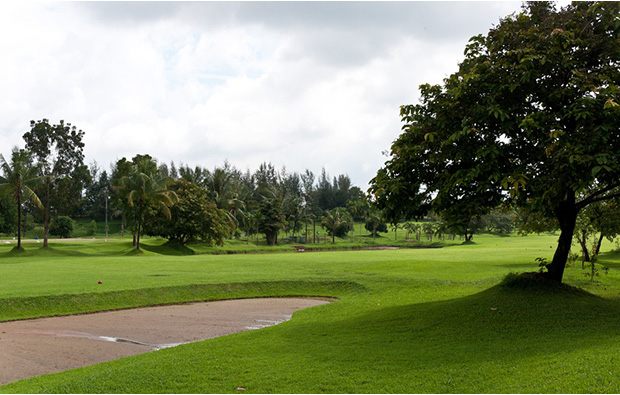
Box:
1;233;620;393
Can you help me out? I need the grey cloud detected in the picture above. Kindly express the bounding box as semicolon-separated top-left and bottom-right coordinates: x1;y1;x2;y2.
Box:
73;2;522;67
75;2;521;39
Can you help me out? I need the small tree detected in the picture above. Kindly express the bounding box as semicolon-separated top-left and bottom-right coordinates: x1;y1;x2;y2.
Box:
321;207;352;244
49;216;74;238
87;220;97;236
365;209;387;240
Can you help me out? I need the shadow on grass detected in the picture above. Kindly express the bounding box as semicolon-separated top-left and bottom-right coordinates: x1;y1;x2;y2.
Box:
286;276;620;381
599;250;620;267
0;246;91;259
139;241;196;256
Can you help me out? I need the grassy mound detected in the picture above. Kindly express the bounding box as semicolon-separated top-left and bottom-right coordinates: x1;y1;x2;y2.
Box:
0;280;361;322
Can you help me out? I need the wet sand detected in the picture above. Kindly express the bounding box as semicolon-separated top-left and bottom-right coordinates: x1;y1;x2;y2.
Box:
0;298;329;385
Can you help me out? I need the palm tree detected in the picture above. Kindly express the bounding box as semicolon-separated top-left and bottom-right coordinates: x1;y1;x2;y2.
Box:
286;197;311;241
0;148;43;250
113;157;177;251
321;207;352;244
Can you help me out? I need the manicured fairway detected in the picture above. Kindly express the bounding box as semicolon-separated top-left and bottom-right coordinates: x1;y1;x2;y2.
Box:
1;234;620;393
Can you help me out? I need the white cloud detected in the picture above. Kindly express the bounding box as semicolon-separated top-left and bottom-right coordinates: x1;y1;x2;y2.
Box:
0;1;530;189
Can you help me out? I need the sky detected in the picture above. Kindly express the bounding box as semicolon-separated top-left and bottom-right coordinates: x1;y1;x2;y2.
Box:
0;1;564;190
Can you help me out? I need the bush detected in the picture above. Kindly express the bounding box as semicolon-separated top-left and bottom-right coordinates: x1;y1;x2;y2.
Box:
365;220;387;236
49;216;74;238
87;220;97;236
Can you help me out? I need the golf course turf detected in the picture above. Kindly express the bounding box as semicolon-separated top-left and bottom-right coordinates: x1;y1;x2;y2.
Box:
1;233;620;393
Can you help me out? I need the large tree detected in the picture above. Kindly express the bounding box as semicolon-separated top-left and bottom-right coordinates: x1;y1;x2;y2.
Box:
370;2;620;283
0;148;43;250
22;119;85;247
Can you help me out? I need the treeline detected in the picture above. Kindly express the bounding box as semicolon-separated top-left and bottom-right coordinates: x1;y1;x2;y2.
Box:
0;118;376;249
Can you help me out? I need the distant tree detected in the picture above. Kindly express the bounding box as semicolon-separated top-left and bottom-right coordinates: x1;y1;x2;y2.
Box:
87;220;97;236
257;186;286;246
0;193;17;235
84;162;111;221
321;207;352;244
110;158;134;237
144;179;230;245
286;197;310;241
482;209;516;234
179;164;209;188
22;119;85;247
365;206;386;240
403;222;421;241
575;200;620;262
591;200;620;254
112;155;177;251
370;2;620;283
49;216;74;238
240;210;258;244
0;148;43;250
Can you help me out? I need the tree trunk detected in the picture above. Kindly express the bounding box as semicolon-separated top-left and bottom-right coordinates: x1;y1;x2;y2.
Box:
266;231;276;246
43;177;50;248
577;231;590;263
313;219;316;244
16;193;22;250
545;199;578;283
595;232;604;255
136;204;143;251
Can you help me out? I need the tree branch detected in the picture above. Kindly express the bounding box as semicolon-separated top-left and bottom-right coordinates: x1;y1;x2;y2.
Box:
577;183;620;210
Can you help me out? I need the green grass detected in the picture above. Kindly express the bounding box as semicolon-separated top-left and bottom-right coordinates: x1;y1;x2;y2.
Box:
1;233;620;393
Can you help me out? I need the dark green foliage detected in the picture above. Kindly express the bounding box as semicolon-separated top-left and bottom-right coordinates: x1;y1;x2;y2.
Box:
0;194;17;235
23;119;87;245
86;220;97;236
112;155;177;251
143;179;231;245
49;216;74;238
321;207;352;243
257;193;286;245
364;219;387;235
0;148;43;249
482;209;515;234
83;164;111;222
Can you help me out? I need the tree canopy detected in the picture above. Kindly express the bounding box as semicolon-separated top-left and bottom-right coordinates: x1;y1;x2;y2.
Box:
143;179;230;246
23;119;86;246
370;1;620;283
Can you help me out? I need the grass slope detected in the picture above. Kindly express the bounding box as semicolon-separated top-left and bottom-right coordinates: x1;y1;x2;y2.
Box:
1;233;620;393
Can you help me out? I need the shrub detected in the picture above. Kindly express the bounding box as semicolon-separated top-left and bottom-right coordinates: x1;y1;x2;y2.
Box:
49;216;74;238
87;220;97;236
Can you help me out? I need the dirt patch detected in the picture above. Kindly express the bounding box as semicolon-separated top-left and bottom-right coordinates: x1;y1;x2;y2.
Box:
0;298;329;385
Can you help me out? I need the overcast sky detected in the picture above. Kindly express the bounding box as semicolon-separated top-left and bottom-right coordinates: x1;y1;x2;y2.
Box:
0;1;562;189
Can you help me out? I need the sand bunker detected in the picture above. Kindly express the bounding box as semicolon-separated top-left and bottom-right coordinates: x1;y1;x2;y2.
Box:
0;298;329;385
